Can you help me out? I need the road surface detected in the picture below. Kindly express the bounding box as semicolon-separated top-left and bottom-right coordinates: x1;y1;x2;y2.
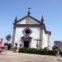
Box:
0;51;62;62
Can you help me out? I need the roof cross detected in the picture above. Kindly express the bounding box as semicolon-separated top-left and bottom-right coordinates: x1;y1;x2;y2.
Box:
28;7;31;16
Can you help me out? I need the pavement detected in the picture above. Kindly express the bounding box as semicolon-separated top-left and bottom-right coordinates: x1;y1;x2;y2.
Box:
0;51;62;62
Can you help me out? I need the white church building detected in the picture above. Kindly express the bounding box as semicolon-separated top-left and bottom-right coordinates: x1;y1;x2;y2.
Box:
12;10;51;49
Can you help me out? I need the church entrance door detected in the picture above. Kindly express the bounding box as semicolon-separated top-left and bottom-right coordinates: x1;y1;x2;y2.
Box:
24;41;29;48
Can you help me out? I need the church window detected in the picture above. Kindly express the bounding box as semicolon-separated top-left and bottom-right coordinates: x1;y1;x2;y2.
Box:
23;28;32;35
25;29;30;34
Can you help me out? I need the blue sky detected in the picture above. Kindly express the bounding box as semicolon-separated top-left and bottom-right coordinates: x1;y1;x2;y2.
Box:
0;0;62;47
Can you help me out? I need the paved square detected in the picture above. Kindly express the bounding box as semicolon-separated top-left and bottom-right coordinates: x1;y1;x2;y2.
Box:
0;51;62;62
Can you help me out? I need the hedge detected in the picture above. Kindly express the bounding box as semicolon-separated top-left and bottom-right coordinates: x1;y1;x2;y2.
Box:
18;48;57;56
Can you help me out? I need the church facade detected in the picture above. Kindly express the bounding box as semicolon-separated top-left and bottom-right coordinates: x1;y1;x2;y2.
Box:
12;11;51;49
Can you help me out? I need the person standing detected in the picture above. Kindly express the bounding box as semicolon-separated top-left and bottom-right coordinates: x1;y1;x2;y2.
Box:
59;49;62;57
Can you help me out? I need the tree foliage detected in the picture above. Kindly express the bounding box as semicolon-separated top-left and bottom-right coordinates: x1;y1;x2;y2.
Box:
5;34;11;42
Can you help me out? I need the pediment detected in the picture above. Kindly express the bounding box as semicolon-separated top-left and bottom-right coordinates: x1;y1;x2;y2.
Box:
15;16;41;25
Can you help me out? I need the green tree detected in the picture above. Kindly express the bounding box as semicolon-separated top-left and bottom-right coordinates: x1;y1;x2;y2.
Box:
5;34;11;44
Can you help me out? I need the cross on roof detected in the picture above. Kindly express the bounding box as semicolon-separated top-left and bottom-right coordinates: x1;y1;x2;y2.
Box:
28;7;31;16
28;7;31;11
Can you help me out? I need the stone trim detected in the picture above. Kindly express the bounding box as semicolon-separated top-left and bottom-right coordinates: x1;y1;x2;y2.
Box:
14;24;43;27
21;36;32;48
12;27;16;48
39;28;43;48
14;15;42;24
47;35;50;50
46;31;51;35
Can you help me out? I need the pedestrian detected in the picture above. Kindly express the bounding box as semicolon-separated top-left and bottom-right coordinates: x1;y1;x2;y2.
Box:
13;43;18;53
59;49;62;57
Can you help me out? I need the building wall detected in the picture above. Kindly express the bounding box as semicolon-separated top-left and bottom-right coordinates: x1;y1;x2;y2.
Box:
42;30;49;49
39;29;43;48
42;30;45;48
12;15;51;49
30;27;40;48
12;27;50;49
54;41;62;47
13;27;40;48
45;34;50;49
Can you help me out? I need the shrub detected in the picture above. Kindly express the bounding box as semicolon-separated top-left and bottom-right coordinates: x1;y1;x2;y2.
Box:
44;47;48;50
18;48;57;56
18;48;27;53
48;50;57;55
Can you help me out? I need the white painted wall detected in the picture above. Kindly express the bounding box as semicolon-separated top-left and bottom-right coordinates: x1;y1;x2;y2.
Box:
30;27;40;48
42;30;49;49
45;34;48;47
14;27;25;47
46;34;50;49
13;27;50;49
14;27;40;48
